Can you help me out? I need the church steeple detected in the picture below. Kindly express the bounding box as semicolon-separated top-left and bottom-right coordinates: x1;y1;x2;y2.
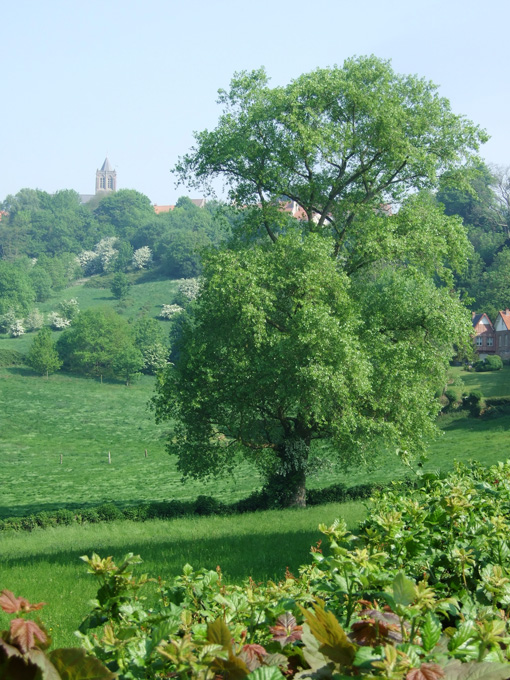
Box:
95;157;117;194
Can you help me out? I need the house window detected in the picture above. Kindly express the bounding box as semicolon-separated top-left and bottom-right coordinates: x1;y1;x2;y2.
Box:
506;335;509;347
476;336;483;346
108;176;114;189
487;337;494;346
100;176;106;189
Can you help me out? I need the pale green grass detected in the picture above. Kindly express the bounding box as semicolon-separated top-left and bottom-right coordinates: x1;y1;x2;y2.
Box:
0;502;367;647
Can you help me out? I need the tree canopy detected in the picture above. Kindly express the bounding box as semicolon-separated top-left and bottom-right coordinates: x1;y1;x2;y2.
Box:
153;56;484;506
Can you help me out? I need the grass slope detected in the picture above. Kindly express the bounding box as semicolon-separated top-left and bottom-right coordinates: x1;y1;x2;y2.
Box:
1;364;510;517
0;502;367;647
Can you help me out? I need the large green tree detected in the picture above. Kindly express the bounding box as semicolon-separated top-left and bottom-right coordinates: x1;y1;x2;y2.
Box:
57;307;137;382
153;56;486;506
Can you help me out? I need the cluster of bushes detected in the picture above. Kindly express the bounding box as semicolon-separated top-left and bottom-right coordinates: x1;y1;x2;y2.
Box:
0;481;382;533
10;460;510;679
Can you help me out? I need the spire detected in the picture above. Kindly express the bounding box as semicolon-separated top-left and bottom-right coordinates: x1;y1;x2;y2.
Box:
100;157;112;172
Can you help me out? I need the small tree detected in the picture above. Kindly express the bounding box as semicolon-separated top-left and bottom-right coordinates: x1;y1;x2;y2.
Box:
113;344;144;386
26;327;62;377
110;272;131;300
25;308;45;332
59;298;79;321
132;246;152;270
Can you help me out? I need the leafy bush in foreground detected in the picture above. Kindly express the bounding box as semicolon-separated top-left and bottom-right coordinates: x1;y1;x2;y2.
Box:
70;461;510;679
0;590;113;679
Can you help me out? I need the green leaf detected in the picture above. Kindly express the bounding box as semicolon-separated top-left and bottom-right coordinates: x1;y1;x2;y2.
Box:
299;604;356;666
246;667;285;680
393;571;416;606
48;647;116;679
443;660;510;680
207;618;232;651
448;621;476;651
421;612;442;652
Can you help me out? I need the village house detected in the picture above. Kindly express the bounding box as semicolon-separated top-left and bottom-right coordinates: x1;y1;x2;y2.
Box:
494;309;510;360
472;312;496;358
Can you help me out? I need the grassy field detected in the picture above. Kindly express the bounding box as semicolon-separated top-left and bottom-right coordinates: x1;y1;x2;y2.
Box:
0;501;367;647
1;362;510;517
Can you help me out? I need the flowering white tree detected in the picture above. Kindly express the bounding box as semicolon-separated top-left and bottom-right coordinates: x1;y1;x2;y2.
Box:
77;250;100;276
142;342;168;374
159;304;183;320
95;237;119;272
47;312;71;330
132;246;152;270
0;310;17;334
25;308;45;332
9;320;25;337
177;278;201;303
59;298;79;321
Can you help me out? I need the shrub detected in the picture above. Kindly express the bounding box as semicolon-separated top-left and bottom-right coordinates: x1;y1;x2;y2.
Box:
9;319;25;337
35;511;58;529
80;508;101;523
47;311;71;330
55;508;75;525
0;348;25;366
123;504;149;521
193;495;228;516
96;503;123;522
25;308;45;331
159;304;183;320
132;246;152;270
19;515;38;531
474;355;503;371
462;389;483;416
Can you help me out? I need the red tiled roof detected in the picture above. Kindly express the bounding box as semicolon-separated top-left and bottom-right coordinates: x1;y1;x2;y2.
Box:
498;309;510;331
153;205;174;214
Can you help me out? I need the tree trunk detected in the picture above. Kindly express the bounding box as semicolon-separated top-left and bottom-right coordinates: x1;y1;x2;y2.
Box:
265;438;309;508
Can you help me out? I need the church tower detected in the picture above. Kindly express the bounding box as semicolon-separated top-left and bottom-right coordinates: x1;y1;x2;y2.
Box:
95;157;117;194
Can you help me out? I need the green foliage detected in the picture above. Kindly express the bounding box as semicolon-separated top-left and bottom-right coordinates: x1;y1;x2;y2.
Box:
160;56;483;507
0;259;35;316
69;461;510;678
0;348;25;366
56;306;139;382
474;355;503;372
26;327;62;376
110;271;131;299
463;390;484;416
154;229;472;506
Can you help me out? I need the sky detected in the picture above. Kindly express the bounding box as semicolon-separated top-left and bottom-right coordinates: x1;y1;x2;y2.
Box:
1;0;509;206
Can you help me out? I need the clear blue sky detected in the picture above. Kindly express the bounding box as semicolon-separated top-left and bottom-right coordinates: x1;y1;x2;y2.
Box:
2;0;508;206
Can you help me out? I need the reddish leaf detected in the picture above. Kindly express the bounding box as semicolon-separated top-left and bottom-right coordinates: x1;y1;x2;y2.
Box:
269;612;303;646
350;609;403;646
0;590;45;614
10;618;47;653
239;643;267;671
407;663;445;680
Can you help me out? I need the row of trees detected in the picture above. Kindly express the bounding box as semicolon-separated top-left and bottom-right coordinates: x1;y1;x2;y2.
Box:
0;189;231;278
27;308;169;384
153;56;487;506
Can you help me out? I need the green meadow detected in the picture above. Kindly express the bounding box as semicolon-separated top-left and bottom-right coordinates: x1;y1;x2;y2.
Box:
0;502;367;647
2;276;510;649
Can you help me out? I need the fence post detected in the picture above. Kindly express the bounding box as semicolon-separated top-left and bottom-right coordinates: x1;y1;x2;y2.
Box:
145;449;148;458
108;451;111;464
